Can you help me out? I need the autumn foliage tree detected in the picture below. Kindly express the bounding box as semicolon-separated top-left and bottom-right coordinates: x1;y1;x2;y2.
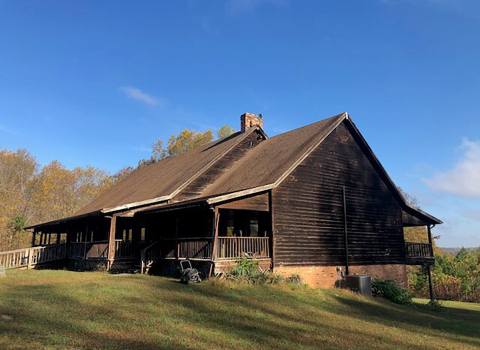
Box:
137;125;234;168
1;125;236;250
0;149;123;251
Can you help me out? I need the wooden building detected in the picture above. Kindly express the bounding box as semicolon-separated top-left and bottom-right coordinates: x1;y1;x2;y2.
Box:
25;112;442;288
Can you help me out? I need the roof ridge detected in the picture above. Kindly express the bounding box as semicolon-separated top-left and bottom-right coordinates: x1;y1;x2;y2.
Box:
167;126;264;200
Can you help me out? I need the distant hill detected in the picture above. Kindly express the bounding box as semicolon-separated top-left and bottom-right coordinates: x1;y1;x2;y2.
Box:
440;247;479;255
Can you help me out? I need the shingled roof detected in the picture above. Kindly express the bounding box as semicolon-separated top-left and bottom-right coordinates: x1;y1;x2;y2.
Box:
74;126;262;216
29;112;442;228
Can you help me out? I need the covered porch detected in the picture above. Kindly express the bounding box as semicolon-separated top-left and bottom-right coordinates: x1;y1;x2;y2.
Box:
28;192;273;273
138;199;273;274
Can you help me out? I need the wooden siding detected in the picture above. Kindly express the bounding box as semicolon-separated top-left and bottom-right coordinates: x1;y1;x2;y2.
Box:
402;210;428;227
174;130;266;202
217;192;269;211
273;121;405;266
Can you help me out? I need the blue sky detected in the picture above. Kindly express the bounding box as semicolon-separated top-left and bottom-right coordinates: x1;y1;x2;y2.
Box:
1;0;479;247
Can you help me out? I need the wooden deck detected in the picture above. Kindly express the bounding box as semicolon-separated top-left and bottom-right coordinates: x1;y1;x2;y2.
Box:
405;242;435;265
0;244;67;269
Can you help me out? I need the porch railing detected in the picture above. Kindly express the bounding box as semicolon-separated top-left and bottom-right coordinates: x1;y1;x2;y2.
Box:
405;242;434;259
216;237;270;260
69;240;136;259
140;237;213;274
156;238;213;260
0;244;67;269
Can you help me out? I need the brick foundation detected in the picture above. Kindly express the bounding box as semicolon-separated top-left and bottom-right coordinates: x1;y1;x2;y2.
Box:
274;264;407;289
214;259;271;275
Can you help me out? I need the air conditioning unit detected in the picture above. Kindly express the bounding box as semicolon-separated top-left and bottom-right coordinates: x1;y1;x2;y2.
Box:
346;275;372;297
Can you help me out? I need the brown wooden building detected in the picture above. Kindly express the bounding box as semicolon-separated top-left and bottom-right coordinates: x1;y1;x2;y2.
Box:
25;112;442;288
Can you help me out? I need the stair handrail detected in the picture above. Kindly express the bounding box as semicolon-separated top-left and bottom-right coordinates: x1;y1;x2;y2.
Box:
140;240;162;274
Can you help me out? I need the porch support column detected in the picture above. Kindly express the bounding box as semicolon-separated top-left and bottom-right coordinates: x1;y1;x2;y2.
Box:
427;264;435;301
31;230;37;247
209;208;220;277
269;190;275;269
107;215;117;271
427;224;435;301
427;225;434;257
175;216;179;259
83;222;89;260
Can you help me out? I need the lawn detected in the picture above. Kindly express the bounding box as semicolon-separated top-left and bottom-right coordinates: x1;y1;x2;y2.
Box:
0;270;479;350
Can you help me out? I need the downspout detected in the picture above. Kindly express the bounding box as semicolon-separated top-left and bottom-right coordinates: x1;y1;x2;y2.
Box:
342;186;349;276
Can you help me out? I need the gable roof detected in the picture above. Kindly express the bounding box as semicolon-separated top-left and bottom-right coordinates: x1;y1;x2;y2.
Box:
197;113;346;198
29;112;442;228
74;127;265;216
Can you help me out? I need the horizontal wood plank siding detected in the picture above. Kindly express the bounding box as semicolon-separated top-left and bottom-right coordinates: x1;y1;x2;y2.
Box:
274;121;405;266
216;192;269;211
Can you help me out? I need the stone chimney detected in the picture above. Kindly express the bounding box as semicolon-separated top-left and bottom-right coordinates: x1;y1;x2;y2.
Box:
241;113;263;132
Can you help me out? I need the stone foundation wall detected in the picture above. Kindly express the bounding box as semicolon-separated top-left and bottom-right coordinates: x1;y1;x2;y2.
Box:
274;264;407;289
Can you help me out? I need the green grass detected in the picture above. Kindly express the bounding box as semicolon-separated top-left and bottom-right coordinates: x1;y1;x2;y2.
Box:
0;270;479;350
413;298;480;312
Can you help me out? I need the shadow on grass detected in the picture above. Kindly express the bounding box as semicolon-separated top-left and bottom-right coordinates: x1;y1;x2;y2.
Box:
329;293;480;348
0;272;479;350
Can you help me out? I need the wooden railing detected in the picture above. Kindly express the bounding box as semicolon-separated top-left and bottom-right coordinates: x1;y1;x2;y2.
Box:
70;240;136;259
405;242;433;259
140;238;213;274
216;237;270;260
0;244;67;269
114;240;136;258
179;238;213;259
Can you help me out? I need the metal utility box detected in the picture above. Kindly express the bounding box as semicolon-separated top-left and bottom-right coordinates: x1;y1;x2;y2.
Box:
346;275;372;297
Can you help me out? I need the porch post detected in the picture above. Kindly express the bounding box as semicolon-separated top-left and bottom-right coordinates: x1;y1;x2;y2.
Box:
427;264;435;301
107;215;117;271
427;224;435;301
83;222;89;260
269;190;275;269
175;216;179;259
31;230;37;247
427;225;434;257
209;208;220;277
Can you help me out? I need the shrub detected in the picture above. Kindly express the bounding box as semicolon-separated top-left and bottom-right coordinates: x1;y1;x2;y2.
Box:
372;279;413;305
427;299;443;311
225;254;302;285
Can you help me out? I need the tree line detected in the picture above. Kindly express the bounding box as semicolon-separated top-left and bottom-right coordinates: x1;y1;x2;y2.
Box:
400;189;480;303
0;125;235;251
408;248;480;303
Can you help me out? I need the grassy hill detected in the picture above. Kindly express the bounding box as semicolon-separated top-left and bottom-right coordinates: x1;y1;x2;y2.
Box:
0;270;479;350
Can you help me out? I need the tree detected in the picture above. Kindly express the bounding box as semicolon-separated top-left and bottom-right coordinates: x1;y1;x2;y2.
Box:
166;129;214;157
397;186;419;208
152;139;166;161
0;149;121;251
217;125;236;139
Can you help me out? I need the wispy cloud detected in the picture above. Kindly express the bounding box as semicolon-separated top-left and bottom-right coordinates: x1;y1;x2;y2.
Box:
119;86;164;106
0;125;17;135
377;0;480;19
462;210;480;221
424;138;480;198
128;145;151;152
225;0;286;15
